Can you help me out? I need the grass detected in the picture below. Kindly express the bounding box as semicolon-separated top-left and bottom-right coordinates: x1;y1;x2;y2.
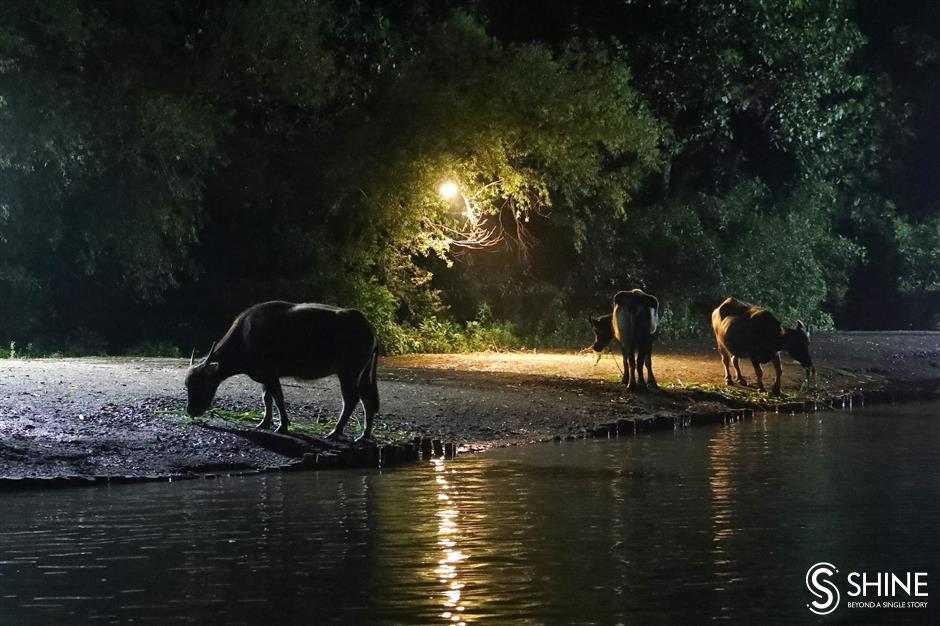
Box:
157;405;417;444
596;378;803;405
663;380;802;405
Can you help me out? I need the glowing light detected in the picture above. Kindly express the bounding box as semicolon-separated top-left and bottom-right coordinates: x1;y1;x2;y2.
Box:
429;180;502;249
428;457;472;623
439;181;460;200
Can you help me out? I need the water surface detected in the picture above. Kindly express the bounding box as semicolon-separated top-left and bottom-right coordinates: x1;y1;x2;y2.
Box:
1;404;938;624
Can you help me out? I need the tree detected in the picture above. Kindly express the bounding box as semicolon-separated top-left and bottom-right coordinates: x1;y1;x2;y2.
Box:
0;1;222;342
324;13;662;332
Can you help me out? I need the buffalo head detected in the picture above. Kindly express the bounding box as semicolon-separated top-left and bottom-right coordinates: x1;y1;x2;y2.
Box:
185;343;222;417
589;315;615;352
783;320;814;374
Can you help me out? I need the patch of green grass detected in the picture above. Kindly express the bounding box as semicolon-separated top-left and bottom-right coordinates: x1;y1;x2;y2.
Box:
663;380;800;404
156;405;415;444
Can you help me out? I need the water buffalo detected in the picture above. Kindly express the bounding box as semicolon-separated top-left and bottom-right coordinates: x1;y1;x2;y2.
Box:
711;297;813;395
185;301;380;441
590;289;659;390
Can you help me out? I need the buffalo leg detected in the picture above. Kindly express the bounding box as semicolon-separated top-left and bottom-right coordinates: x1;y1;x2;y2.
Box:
720;351;734;385
626;349;638;390
356;364;379;444
751;359;766;392
645;350;657;389
635;346;648;389
770;353;783;396
256;385;275;430
270;379;290;434
732;356;748;386
621;349;630;386
327;374;360;440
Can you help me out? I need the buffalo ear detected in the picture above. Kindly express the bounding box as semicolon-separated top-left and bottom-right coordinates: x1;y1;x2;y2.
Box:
796;320;805;331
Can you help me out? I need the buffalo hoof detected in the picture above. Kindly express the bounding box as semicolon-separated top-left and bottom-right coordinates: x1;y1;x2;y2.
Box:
736;379;749;387
325;430;346;441
355;434;375;446
647;381;659;391
274;424;290;435
770;388;782;397
255;420;273;430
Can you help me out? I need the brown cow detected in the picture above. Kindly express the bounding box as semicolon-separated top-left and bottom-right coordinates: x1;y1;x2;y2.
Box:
711;297;813;395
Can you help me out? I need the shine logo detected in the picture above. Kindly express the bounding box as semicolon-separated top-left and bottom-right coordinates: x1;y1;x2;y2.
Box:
806;562;841;615
805;562;929;614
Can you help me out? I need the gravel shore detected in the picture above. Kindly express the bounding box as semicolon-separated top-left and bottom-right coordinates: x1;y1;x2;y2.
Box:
2;331;939;483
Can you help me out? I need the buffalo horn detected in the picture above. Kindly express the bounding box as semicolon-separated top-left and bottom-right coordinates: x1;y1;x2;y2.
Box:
189;348;196;366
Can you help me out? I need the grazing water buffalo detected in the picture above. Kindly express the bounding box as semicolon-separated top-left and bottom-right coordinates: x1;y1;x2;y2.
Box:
185;301;380;441
711;297;813;395
590;289;660;390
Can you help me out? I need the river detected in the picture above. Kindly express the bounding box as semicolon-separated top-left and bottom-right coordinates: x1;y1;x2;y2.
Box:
1;403;937;624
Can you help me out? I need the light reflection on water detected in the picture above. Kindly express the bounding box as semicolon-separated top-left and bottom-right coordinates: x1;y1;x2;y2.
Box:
1;404;938;624
431;457;468;624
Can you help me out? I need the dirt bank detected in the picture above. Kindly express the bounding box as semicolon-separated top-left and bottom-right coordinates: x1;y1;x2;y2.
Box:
2;331;939;485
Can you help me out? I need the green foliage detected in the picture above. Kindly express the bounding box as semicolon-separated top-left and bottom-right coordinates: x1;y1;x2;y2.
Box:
658;304;707;340
695;181;859;327
411;313;520;354
394;310;521;355
529;310;595;350
620;0;871;184
348;277;521;354
892;215;940;294
0;0;936;352
329;14;661;266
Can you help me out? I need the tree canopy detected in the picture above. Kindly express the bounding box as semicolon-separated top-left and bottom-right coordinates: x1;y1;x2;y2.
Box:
1;0;938;352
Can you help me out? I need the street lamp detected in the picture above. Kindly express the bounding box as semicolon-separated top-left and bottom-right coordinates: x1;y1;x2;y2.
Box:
430;179;500;249
438;181;475;222
438;181;460;200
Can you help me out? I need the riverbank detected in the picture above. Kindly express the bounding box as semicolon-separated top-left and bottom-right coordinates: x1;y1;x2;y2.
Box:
1;331;939;486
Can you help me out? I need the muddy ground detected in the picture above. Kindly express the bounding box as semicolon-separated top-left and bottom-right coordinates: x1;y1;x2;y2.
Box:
1;331;939;483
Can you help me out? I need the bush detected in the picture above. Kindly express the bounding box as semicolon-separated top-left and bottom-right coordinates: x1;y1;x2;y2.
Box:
658;303;708;339
529;310;594;350
401;307;521;354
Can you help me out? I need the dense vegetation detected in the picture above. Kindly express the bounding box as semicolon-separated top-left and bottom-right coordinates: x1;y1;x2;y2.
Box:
1;1;938;354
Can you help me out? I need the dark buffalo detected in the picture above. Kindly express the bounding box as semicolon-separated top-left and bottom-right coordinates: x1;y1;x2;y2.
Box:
590;289;659;390
711;297;813;395
185;301;379;441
